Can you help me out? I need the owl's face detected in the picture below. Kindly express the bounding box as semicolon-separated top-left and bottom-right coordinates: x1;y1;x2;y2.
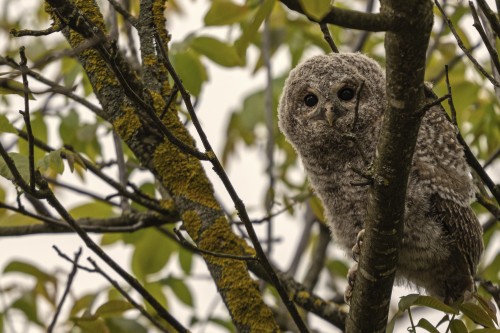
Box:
278;53;386;151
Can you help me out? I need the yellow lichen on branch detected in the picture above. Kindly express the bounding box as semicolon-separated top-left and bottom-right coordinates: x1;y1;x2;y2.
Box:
182;212;278;332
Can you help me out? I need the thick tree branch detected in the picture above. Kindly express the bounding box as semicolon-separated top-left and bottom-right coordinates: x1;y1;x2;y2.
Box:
346;1;433;332
279;0;395;31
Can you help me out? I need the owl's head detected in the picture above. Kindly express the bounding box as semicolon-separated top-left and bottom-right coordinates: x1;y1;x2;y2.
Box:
278;53;385;151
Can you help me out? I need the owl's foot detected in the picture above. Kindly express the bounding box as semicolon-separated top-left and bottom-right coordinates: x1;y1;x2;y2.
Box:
352;229;365;262
345;229;365;304
345;263;358;304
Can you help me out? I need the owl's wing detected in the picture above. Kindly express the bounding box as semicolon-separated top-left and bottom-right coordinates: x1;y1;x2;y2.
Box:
430;194;483;276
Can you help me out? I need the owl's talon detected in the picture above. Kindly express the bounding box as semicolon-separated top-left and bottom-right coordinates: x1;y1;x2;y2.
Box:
352;229;365;262
345;263;358;304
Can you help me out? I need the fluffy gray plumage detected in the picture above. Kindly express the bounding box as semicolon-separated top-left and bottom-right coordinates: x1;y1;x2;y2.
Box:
278;53;483;303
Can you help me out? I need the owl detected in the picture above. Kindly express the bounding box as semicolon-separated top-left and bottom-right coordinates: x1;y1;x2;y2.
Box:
278;53;483;303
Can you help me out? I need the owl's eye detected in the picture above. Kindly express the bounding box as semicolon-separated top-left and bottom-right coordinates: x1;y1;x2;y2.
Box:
304;93;318;107
338;87;355;101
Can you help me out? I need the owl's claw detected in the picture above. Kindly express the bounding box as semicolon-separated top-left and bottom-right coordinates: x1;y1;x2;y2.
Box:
345;263;358;304
352;229;365;262
345;229;365;304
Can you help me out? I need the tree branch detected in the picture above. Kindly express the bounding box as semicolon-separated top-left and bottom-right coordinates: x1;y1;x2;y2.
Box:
346;1;434;332
279;0;395;31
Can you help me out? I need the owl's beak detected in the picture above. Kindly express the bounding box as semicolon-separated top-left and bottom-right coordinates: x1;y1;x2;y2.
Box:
308;103;335;126
325;108;334;126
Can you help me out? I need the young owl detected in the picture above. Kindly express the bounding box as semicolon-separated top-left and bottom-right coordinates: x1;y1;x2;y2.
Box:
278;53;483;303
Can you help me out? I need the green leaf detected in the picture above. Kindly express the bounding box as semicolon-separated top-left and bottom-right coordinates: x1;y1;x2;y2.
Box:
61;57;81;88
190;36;244;67
105;318;147;333
94;300;134;317
235;0;275;57
0;152;29;182
459;302;496;328
309;196;324;222
385;310;402;333
3;260;56;285
0;186;6;218
72;316;109;333
208;317;236;333
399;294;458;314
474;294;498;325
398;294;421;312
298;0;331;21
325;259;349;279
68;201;115;219
161;276;194;307
63;149;87;173
417;318;440;333
70;293;98;317
170;47;207;96
18;112;47;162
204;0;249;26
0;78;35;100
178;246;193;275
470;329;500;333
100;233;124;246
12;291;42;326
0;114;16;133
143;281;168;313
131;229;177;281
37;149;64;175
0;212;42;227
449;319;469;333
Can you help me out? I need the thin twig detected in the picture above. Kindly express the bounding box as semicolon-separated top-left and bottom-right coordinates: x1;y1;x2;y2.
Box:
417;93;451;117
87;258;170;333
351;81;365;131
170;228;258;261
429;43;481;83
477;0;500;38
112;131;131;211
48;248;82;333
153;32;310;333
353;0;376;52
18;47;36;192
160;83;178;120
16;132;173;215
287;206;316;276
319;23;339;53
476;193;500;221
469;1;500;77
302;223;331;291
11;25;61;37
0;56;103;115
53;246;170;333
484;146;500;169
262;6;275;256
106;0;139;27
435;0;500;88
443;69;500;205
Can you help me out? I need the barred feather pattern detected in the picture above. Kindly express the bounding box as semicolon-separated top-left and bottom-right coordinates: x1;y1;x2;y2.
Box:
278;53;483;303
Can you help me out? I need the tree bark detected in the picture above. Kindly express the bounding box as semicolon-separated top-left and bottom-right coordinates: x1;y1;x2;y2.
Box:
345;1;433;332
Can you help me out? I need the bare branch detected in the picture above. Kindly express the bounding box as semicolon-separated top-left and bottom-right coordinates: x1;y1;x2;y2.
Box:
48;248;82;333
319;23;339;53
279;0;394;32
